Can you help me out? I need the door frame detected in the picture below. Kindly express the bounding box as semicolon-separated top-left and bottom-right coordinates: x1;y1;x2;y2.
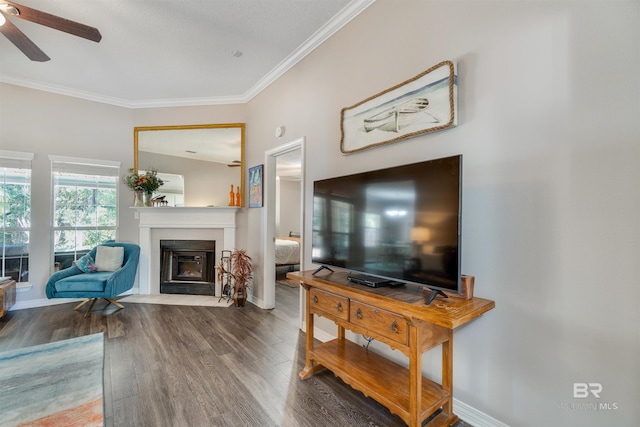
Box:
262;137;305;315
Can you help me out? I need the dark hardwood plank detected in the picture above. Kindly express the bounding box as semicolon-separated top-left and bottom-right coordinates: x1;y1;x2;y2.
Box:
0;294;472;427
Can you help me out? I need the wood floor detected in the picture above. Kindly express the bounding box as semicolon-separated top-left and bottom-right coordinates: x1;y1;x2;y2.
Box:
0;283;472;427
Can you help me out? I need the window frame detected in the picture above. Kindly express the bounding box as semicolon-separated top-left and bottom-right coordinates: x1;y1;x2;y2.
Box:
0;150;34;285
49;155;120;270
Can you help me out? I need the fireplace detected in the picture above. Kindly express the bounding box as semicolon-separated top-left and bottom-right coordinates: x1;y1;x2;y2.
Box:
134;206;237;296
160;240;215;295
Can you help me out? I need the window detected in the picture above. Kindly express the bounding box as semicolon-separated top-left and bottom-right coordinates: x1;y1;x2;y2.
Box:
50;156;120;269
0;151;33;283
363;213;380;248
330;199;353;259
312;196;355;260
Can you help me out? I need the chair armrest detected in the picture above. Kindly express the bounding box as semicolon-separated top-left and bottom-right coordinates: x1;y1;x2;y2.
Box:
45;266;83;298
104;251;140;297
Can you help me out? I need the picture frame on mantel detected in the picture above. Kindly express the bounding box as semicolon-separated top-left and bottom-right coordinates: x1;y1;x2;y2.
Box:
340;60;457;154
248;164;263;208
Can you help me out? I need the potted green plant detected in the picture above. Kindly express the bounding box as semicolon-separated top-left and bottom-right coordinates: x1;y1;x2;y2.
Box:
216;249;253;306
123;168;164;206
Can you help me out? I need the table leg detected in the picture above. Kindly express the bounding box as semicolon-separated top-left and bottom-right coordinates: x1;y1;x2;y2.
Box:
408;322;422;426
442;332;454;416
300;284;322;379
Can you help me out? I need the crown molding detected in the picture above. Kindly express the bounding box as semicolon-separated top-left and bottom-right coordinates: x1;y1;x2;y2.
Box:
0;0;375;109
0;74;134;108
242;0;375;102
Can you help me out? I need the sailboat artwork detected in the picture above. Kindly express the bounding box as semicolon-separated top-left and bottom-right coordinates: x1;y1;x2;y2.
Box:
340;60;457;154
363;97;440;133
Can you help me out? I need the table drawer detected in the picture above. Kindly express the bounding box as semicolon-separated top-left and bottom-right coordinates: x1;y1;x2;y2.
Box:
309;288;349;321
350;301;407;345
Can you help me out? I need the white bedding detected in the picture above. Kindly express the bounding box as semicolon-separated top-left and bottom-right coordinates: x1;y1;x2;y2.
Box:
275;238;300;265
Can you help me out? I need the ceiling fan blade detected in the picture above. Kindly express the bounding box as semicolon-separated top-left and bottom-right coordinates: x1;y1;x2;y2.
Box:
5;1;101;42
0;15;49;61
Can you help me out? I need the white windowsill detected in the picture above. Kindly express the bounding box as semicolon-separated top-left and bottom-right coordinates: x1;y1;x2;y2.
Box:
16;282;32;292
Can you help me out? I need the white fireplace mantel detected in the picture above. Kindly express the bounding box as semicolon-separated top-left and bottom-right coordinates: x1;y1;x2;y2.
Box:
133;207;239;295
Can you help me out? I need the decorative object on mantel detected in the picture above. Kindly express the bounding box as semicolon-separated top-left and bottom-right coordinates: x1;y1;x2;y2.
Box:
229;184;235;206
151;195;168;206
340;60;458;154
216;249;253;307
123;168;164;207
248;164;264;208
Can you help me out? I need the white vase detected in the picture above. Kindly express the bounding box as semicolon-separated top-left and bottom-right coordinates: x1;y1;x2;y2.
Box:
143;192;152;207
134;190;144;207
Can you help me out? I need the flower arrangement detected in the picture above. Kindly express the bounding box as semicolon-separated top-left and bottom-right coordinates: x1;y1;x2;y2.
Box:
123;168;164;193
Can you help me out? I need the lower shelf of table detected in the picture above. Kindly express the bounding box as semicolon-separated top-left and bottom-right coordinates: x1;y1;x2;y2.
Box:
308;338;452;425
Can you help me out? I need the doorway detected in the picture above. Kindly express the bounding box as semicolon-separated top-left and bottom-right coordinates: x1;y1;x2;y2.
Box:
263;138;304;323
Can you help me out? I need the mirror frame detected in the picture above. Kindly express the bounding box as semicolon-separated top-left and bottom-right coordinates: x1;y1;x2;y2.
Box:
134;123;245;207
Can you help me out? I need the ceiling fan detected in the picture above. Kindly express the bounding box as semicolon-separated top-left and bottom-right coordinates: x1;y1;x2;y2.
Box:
0;1;101;62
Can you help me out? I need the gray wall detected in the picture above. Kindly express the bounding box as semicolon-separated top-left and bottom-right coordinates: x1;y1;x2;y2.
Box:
1;1;638;426
244;1;639;426
276;179;301;237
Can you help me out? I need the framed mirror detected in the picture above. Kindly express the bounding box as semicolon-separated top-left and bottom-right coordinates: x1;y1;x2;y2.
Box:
134;123;245;207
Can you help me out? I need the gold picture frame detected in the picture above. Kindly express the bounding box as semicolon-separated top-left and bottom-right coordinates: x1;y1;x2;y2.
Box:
340;60;457;154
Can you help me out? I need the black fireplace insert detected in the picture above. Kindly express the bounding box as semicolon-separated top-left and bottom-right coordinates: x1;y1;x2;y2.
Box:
160;240;215;295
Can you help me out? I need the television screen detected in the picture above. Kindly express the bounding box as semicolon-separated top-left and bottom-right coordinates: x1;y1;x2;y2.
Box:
312;155;462;295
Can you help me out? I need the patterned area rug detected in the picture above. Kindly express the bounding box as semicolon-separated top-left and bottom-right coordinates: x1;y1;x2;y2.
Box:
0;333;104;427
276;277;301;288
276;269;301;288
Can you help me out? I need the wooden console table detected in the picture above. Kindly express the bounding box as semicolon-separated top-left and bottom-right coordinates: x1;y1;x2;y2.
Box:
288;270;495;427
0;280;17;318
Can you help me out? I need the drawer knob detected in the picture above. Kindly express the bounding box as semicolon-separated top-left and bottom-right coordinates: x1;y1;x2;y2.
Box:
313;296;318;304
390;321;399;334
336;302;343;312
355;308;363;319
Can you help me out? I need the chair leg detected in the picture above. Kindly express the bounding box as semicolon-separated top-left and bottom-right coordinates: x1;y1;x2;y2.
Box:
74;298;123;318
83;298;98;318
105;298;124;309
74;298;92;311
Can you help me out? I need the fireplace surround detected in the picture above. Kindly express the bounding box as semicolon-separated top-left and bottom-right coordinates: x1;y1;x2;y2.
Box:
133;207;238;296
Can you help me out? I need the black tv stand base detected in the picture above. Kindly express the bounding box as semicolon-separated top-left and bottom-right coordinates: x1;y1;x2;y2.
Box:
312;265;334;275
425;288;448;305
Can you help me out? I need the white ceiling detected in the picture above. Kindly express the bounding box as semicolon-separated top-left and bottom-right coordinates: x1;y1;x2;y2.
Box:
0;0;373;108
277;148;303;181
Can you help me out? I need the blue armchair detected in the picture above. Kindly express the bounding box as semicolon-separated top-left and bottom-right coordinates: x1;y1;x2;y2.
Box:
46;241;140;317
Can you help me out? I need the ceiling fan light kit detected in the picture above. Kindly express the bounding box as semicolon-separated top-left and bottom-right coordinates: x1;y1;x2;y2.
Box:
0;1;102;62
0;3;18;17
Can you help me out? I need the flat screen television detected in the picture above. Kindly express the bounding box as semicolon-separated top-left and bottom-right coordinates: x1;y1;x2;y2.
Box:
311;154;462;304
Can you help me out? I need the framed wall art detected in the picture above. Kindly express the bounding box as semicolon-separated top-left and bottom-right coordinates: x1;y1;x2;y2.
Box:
248;164;263;208
340;60;457;154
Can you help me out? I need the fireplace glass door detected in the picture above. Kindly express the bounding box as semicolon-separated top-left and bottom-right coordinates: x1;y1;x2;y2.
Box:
160;240;215;295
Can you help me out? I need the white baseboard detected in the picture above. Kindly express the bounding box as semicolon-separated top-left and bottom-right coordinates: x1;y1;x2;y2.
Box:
11;297;82;311
312;325;335;343
453;398;509;427
11;289;136;311
247;294;263;308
